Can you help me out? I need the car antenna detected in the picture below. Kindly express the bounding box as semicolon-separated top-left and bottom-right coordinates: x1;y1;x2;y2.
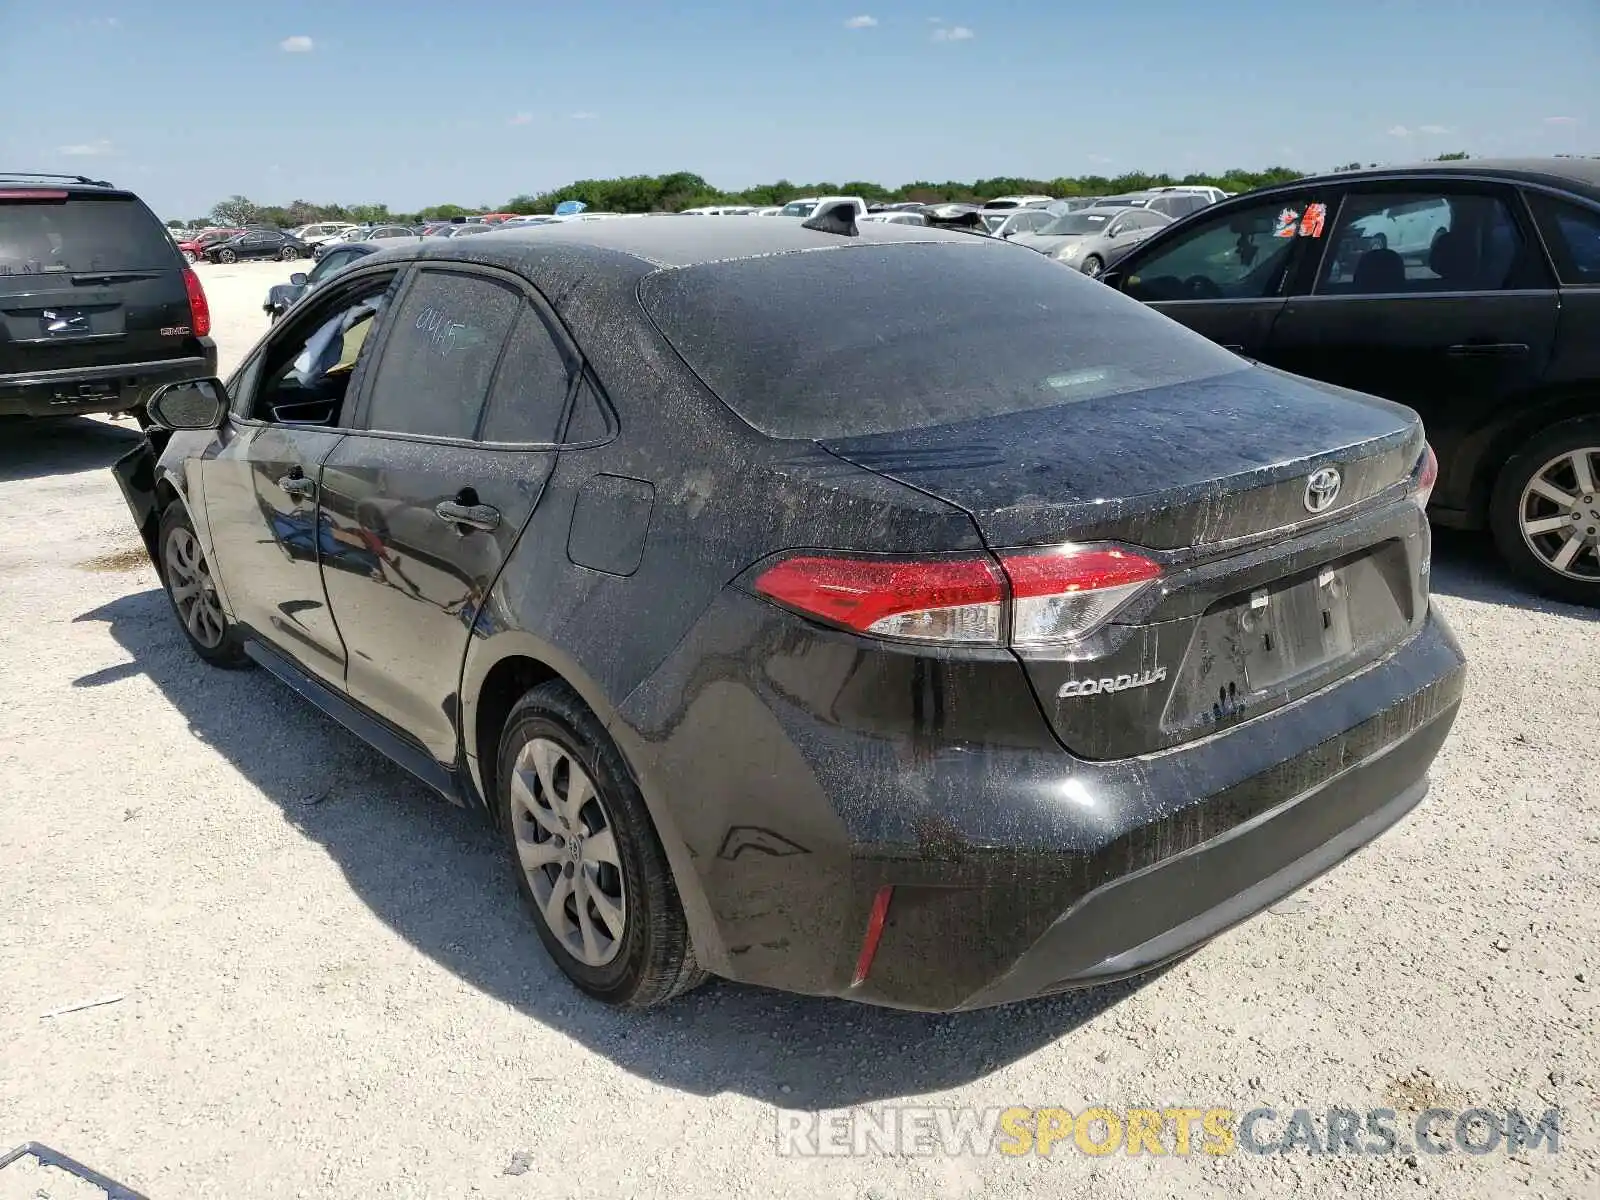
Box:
801;202;858;237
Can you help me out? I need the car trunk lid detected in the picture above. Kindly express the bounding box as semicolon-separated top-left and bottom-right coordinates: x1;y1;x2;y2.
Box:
822;367;1430;758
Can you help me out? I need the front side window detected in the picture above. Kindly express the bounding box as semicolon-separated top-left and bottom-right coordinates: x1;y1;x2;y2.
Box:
246;280;397;425
1124;194;1319;302
1527;193;1600;285
363;269;522;439
1316;190;1525;294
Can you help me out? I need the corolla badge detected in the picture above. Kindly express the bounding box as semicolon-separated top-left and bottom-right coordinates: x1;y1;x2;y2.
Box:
1303;466;1342;514
1057;665;1167;699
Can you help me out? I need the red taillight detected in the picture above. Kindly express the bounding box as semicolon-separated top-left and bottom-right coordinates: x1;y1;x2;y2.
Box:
0;188;69;201
753;555;1006;644
999;547;1163;646
1411;443;1438;511
851;886;895;988
182;266;211;337
752;544;1164;647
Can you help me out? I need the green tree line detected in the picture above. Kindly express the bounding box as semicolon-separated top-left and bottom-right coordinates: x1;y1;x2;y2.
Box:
181;157;1491;228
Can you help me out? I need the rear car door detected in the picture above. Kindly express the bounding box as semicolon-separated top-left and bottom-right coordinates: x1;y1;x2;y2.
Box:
0;185;203;412
1262;179;1558;509
317;264;576;765
1113;185;1336;356
200;268;402;686
1525;189;1600;402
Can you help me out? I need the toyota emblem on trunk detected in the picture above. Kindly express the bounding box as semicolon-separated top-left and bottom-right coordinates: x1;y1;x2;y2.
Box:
1304;466;1343;513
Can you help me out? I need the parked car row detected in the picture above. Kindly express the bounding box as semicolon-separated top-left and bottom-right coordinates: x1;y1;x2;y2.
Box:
249;159;1600;602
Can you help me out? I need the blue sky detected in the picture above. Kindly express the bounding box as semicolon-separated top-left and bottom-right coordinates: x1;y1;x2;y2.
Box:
2;0;1595;218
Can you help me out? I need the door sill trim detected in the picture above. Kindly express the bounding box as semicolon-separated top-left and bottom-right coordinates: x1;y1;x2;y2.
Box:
243;638;465;806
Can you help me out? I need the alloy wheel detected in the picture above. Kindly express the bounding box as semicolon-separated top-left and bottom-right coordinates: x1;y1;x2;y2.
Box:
1518;447;1600;582
508;737;627;967
164;526;227;648
280;246;297;260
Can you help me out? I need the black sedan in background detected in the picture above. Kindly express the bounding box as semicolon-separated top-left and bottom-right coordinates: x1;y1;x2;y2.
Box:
117;218;1463;1011
263;240;382;321
1103;156;1600;605
203;227;311;263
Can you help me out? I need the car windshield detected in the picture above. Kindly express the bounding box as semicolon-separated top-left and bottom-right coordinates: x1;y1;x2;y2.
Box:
779;202;817;218
982;214;1010;232
1038;212;1112;236
641;241;1246;439
0;195;176;273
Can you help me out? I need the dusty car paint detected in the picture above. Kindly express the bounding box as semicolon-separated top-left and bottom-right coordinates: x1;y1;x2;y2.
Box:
116;218;1467;1010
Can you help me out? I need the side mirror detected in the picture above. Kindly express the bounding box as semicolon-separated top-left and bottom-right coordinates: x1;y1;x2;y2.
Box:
145;378;229;431
290;272;308;286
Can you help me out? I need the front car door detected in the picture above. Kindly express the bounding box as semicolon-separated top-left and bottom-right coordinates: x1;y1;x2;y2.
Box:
200;267;402;685
1112;185;1336;356
316;265;576;765
1262;178;1559;518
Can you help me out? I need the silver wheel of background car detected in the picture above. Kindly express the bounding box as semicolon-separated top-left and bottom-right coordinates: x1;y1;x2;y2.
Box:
509;737;627;968
182;250;198;264
217;249;236;264
163;526;226;648
1518;446;1600;582
279;246;297;260
1081;254;1104;278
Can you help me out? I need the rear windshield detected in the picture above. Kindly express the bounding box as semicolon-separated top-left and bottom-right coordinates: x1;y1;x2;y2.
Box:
640;241;1247;439
0;194;177;274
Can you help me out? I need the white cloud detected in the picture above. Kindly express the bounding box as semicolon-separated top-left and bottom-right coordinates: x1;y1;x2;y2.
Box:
1418;124;1452;135
279;35;315;52
1387;125;1411;138
569;111;599;120
844;15;878;28
1544;115;1579;125
932;24;974;41
508;113;534;125
58;140;113;156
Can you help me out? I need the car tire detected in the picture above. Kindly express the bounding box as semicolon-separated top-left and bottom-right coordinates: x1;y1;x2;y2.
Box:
497;681;707;1008
182;250;198;265
1489;418;1600;607
157;502;251;667
217;249;237;264
280;246;298;261
1370;232;1388;252
1080;254;1105;279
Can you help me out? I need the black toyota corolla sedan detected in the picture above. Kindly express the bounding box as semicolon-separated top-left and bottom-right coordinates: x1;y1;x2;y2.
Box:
114;218;1466;1011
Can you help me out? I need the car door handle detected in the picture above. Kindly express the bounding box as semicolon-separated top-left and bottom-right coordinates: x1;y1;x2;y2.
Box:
277;474;316;499
434;501;501;532
1446;342;1528;357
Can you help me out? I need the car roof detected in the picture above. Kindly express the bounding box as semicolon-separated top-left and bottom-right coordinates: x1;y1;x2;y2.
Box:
1269;157;1600;200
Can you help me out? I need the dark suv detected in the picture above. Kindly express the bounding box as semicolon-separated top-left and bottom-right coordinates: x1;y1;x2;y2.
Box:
1103;157;1600;604
0;173;216;422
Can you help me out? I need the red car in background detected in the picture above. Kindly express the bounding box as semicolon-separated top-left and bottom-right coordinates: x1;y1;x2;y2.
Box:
175;227;242;264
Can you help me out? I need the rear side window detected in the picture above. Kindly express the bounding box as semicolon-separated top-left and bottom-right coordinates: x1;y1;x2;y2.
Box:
478;308;575;443
363;269;521;439
1317;190;1526;294
640;242;1246;439
1527;193;1600;285
0;194;177;274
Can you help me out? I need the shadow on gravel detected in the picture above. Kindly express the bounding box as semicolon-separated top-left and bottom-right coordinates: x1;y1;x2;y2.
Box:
76;587;1145;1108
0;416;141;484
1429;527;1600;621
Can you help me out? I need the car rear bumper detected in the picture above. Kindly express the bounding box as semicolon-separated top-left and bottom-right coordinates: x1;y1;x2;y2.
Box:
617;596;1466;1011
0;347;217;418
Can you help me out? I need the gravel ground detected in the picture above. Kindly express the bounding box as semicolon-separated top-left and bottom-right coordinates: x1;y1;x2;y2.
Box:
0;259;1595;1199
